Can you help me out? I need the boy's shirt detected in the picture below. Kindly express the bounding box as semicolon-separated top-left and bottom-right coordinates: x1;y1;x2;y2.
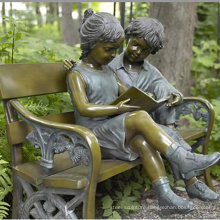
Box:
108;52;183;100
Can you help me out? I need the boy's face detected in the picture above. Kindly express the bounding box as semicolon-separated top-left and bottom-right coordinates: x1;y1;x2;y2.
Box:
89;37;123;66
125;37;153;63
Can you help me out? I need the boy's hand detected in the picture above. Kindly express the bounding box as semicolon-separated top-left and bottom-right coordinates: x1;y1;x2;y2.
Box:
63;58;76;71
145;92;155;99
166;93;182;107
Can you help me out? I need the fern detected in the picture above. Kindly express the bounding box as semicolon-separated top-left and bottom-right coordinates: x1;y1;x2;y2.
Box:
0;202;10;219
22;99;54;116
22;141;41;163
0;156;12;219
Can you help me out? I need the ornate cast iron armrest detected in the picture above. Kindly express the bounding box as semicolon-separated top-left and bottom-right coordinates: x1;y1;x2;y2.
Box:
175;97;215;154
9;99;101;174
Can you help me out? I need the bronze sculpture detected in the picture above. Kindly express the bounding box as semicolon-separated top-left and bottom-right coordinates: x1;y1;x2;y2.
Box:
66;9;220;215
65;15;220;203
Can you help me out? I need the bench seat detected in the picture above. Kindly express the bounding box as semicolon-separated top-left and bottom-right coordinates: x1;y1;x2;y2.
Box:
13;128;205;189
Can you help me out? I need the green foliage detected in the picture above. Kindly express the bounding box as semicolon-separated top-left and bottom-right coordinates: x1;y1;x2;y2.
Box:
0;202;10;219
0;16;80;64
191;40;220;99
0;156;12;201
192;40;220;76
15;36;80;63
132;2;150;18
0;156;12;219
207;100;220;180
191;77;220;100
194;3;219;46
0;16;28;63
31;23;61;42
101;166;151;219
13;8;38;32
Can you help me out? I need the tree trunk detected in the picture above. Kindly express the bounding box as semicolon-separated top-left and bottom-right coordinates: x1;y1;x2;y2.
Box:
61;2;78;46
35;2;42;27
2;2;6;34
10;2;13;17
56;2;61;32
77;2;82;26
46;2;56;24
149;3;196;96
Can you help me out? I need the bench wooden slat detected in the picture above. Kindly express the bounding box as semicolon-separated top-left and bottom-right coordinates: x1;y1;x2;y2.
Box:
7;111;75;145
14;155;141;189
0;63;66;99
179;128;205;142
13;152;75;185
43;159;142;189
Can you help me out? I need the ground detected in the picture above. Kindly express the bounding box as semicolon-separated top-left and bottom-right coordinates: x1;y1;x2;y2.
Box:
95;178;220;219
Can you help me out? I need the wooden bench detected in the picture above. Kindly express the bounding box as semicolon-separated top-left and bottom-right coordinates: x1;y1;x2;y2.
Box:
0;63;215;219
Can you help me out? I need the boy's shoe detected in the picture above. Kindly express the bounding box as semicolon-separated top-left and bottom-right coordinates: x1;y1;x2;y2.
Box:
186;181;219;202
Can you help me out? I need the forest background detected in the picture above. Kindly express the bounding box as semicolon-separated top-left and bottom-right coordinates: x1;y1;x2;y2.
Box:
0;2;220;219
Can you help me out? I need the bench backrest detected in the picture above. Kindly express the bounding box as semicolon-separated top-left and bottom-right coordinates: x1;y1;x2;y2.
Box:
0;63;66;99
0;63;74;165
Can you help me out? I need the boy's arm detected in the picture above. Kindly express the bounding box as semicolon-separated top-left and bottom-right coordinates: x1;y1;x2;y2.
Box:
148;64;183;106
63;58;76;71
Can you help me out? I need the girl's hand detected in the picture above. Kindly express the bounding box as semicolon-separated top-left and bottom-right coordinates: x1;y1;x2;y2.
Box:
116;98;140;113
166;93;182;107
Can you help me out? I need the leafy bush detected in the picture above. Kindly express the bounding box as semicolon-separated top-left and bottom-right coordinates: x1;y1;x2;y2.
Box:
194;3;219;46
191;40;220;99
208;100;220;180
0;156;12;219
101;167;149;219
0;16;81;64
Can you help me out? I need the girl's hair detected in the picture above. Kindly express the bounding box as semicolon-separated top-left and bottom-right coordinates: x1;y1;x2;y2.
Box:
125;17;165;55
79;8;124;60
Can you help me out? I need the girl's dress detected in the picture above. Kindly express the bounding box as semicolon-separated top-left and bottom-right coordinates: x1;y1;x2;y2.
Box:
68;64;139;161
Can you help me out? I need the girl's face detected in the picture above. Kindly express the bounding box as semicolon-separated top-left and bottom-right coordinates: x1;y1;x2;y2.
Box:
125;37;153;63
87;37;123;68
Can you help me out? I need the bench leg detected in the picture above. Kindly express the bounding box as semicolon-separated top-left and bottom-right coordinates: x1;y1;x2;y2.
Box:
12;175;23;219
202;140;215;191
83;188;96;219
204;169;215;191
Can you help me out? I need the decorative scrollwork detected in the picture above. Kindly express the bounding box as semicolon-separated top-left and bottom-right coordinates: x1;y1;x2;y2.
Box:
21;191;78;219
26;128;90;169
15;104;91;169
175;100;210;128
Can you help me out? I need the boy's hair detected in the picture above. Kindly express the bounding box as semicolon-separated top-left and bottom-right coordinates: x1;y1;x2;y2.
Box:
125;17;165;55
79;8;124;60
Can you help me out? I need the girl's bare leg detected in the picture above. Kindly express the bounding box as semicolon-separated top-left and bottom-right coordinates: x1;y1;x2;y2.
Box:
125;111;174;154
129;135;166;181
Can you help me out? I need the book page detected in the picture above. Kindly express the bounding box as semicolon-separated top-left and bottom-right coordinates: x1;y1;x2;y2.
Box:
111;87;170;113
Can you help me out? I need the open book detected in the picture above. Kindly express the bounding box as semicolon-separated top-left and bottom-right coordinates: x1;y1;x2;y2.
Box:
111;86;170;113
